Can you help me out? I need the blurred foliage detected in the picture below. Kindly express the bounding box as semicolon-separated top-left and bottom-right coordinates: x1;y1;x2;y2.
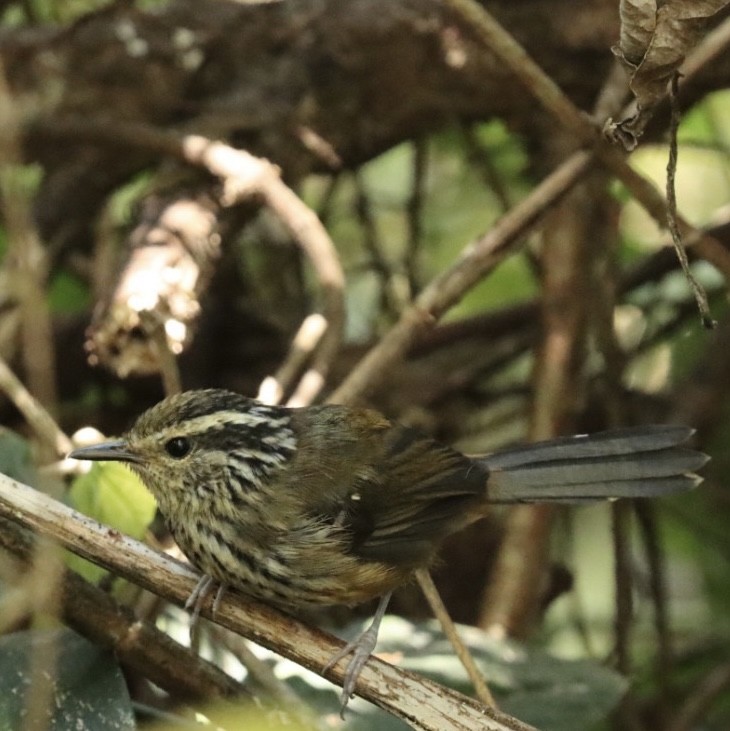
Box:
67;462;157;582
0;428;38;486
0;629;134;730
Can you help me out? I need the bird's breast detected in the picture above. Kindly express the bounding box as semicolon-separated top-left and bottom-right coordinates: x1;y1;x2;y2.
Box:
168;504;407;607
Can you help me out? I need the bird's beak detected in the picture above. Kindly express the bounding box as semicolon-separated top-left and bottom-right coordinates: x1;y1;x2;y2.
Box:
68;440;142;465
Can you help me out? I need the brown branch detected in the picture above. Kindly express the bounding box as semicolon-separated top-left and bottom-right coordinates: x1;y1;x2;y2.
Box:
87;191;222;379
461;123;514;213
405;138;427;294
206;624;303;707
138;309;183;397
611;501;644;731
634;502;673;723
478;504;554;639
444;0;588;137
330;151;592;404
0;517;243;701
666;663;730;731
681;14;730;79
0;472;536;731
354;172;406;319
257;314;327;405
415;568;495;708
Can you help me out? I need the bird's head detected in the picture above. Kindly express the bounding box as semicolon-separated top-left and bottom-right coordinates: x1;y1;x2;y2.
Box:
69;389;297;513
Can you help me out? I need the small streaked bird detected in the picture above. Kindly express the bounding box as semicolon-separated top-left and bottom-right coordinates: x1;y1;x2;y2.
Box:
69;389;708;709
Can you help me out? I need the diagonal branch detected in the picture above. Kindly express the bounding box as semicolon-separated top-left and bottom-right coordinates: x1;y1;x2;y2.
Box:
0;471;535;731
330;151;592;404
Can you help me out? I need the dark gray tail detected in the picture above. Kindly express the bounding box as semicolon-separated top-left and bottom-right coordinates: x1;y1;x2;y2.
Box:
483;426;708;503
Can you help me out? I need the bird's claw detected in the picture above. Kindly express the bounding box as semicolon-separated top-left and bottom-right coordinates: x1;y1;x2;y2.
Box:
324;625;379;716
185;574;227;639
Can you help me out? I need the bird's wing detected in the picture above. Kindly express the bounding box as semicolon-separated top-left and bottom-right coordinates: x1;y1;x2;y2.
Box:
287;406;487;568
323;424;487;568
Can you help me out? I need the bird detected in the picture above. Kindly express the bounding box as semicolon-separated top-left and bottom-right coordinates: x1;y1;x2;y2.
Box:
68;388;707;709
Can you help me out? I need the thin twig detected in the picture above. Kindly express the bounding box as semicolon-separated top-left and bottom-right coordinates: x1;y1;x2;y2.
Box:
611;501;644;731
634;502;673;723
206;625;302;706
138;309;183;396
257;313;327;405
461;123;513;213
444;0;585;137
415;568;496;708
405;138;427;294
0;356;73;457
665;74;715;328
354;171;407;319
673;14;730;86
315;173;341;227
666;663;730;731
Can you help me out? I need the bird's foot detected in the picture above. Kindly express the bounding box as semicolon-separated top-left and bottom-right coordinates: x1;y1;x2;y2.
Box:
324;625;379;716
324;592;391;716
185;574;227;638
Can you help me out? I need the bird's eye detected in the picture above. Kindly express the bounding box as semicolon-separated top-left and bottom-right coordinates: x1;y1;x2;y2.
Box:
165;437;191;459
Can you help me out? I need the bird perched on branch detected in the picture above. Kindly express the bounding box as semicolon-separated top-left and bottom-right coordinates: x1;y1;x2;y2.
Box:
69;389;707;709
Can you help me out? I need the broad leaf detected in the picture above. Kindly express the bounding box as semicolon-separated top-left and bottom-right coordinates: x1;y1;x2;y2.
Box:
0;629;134;731
68;461;156;582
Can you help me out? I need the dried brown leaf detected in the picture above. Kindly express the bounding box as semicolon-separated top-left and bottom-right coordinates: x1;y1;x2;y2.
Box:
607;0;730;148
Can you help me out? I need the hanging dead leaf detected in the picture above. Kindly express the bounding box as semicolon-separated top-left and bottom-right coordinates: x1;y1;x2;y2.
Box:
605;0;730;149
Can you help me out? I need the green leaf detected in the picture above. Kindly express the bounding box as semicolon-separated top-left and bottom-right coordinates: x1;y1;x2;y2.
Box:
48;270;91;314
0;628;135;731
67;461;156;582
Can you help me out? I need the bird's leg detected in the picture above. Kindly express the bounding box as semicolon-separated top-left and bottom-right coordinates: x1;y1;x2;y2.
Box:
324;591;392;714
185;574;214;635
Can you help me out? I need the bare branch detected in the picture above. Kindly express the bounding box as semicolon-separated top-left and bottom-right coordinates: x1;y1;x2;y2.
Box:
0;472;536;731
415;568;496;708
0;356;72;458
